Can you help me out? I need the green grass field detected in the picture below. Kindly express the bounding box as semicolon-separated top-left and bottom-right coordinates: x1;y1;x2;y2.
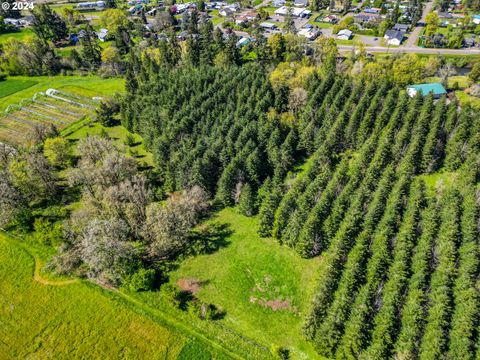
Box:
136;208;323;359
0;76;125;111
0;79;38;98
0;233;188;359
335;35;360;45
0;28;34;44
50;3;104;17
455;90;480;110
424;75;472;89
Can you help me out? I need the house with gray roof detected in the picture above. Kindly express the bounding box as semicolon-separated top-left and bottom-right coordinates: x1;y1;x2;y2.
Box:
384;29;404;45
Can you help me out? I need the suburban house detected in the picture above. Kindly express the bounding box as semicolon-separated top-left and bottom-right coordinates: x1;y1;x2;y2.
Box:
392;23;409;32
3;18;22;27
337;29;353;40
272;0;286;7
406;83;447;99
77;1;105;9
219;7;233;16
384;29;404;45
127;0;149;4
274;6;307;16
463;37;476;47
146;7;158;16
438;12;453;19
245;11;258;20
363;7;381;14
274;6;303;16
236;37;251;47
323;14;338;23
177;30;188;41
298;27;321;40
235;15;247;24
354;12;382;25
96;28;108;42
294;0;308;7
260;22;277;29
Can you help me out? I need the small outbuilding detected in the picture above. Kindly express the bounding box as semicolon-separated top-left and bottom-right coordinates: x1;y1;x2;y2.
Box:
406;83;447;98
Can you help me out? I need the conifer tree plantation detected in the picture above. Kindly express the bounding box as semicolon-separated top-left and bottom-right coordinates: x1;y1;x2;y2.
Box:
1;21;480;358
117;57;480;359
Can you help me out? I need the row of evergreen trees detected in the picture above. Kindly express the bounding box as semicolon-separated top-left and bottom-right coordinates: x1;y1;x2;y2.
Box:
272;79;479;358
122;60;479;358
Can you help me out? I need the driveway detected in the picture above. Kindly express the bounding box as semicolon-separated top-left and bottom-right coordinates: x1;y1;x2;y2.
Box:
254;0;271;9
405;0;433;47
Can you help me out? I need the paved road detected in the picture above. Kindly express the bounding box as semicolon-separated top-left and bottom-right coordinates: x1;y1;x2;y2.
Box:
337;44;480;54
405;0;433;47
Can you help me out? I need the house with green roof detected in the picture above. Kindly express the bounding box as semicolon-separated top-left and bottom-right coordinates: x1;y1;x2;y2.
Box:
406;83;447;99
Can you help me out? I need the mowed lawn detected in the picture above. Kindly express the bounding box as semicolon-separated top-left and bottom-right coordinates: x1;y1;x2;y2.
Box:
0;235;187;359
0;79;38;98
150;208;324;359
0;76;125;111
0;28;34;44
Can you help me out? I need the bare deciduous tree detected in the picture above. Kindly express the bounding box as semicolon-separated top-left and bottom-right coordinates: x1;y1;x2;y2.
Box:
79;217;137;284
69;136;137;196
0;171;26;227
144;186;208;259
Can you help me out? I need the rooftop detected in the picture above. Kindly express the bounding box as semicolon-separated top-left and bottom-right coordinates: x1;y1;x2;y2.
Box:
407;83;447;96
384;29;404;41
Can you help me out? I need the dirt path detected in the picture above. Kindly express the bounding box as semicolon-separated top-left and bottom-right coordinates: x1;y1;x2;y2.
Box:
33;258;78;286
0;230;78;286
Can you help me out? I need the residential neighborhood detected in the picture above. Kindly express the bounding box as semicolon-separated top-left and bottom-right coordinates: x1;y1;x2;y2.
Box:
4;0;480;52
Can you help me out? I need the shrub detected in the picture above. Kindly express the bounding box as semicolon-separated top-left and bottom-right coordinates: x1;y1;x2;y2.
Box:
33;218;63;245
44;137;72;168
123;268;156;291
160;283;182;308
271;345;290;359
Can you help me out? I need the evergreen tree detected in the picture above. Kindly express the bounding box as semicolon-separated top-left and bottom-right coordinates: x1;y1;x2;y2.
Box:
31;4;68;43
258;180;282;237
105;0;117;8
238;183;256;216
80;25;102;69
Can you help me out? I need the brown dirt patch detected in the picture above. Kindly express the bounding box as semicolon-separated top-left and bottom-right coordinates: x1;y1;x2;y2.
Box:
177;278;203;294
249;296;296;312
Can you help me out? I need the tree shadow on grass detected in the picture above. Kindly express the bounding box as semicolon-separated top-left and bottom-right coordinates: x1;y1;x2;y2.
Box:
183;222;233;258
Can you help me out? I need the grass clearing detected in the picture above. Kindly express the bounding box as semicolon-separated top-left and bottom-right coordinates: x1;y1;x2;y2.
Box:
0;76;125;112
0;79;38;98
455;90;480;111
335;35;360;45
0;28;34;44
424;75;471;89
0;233;187;360
65;122;155;167
136;208;323;359
419;171;458;195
